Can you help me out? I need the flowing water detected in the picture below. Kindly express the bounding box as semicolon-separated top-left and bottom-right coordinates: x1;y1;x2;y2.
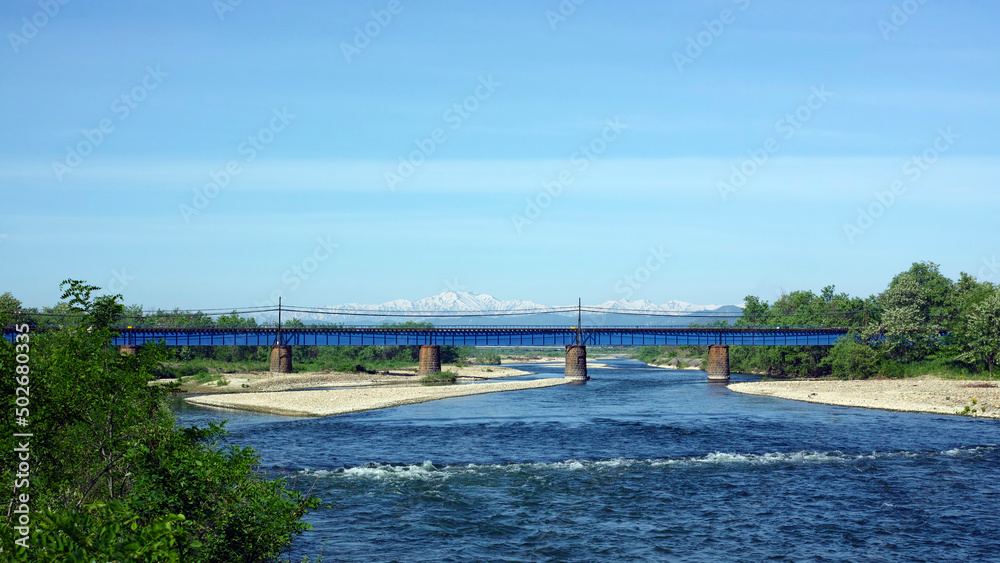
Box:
173;359;1000;561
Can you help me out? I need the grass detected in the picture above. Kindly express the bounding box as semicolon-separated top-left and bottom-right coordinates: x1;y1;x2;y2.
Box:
895;357;992;380
420;370;458;384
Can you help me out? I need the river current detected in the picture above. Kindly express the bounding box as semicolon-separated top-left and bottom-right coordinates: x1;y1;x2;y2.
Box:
173;359;1000;562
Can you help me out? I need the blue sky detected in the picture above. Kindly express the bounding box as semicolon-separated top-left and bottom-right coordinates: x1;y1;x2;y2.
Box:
2;0;998;310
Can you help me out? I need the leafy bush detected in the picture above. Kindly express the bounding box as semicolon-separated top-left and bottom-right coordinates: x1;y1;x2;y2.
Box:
421;370;458;384
0;281;317;561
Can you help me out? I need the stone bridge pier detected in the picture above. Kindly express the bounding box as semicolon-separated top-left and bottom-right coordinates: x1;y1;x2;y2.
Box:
565;344;588;382
270;345;293;373
119;345;140;356
707;345;730;381
418;345;441;376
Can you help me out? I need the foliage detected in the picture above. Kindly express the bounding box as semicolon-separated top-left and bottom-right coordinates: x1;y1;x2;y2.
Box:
471;351;502;365
820;333;886;379
632;346;665;364
0;281;316;561
421;370;458;384
31;501;189;562
955;288;1000;379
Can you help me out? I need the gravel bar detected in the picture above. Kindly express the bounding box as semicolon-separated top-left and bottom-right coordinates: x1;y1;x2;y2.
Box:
184;378;570;417
728;378;999;419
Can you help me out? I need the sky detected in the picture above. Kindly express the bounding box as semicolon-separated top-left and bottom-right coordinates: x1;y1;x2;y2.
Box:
2;0;999;310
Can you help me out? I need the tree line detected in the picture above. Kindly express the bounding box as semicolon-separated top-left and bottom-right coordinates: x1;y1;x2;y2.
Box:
730;261;1000;379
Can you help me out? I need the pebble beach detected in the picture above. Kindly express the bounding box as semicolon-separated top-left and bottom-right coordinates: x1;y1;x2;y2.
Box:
728;378;1000;419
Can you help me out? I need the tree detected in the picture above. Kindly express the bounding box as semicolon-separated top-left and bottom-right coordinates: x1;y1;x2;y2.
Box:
738;295;770;326
0;292;22;327
956;288;1000;379
873;263;955;363
1;281;317;560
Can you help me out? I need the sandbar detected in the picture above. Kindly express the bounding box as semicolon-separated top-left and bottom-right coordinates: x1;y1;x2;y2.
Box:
184;377;569;417
728;378;999;419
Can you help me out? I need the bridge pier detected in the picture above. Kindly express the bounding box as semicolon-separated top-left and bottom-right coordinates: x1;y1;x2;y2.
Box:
565;345;588;382
270;345;293;373
119;345;140;356
418;345;441;376
707;345;730;381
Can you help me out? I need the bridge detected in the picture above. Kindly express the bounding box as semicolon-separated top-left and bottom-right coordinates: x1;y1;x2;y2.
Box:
5;324;850;383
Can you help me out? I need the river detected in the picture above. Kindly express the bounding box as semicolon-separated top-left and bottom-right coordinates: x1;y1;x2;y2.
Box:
173;359;1000;561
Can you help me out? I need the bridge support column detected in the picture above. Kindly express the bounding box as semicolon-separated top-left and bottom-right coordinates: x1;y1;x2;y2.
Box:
565;345;588;382
119;345;140;356
418;345;441;376
707;345;730;381
270;345;293;373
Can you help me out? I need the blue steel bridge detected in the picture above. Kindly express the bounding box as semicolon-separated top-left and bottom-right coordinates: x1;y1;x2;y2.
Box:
106;326;848;348
4;301;859;381
2;325;850;382
100;325;848;382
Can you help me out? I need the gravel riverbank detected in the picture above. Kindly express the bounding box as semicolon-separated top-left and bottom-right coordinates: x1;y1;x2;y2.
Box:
728;378;999;419
184;377;570;417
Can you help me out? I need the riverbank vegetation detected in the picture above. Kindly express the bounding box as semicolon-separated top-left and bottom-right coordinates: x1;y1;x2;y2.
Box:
1;281;317;561
731;262;1000;380
632;345;708;366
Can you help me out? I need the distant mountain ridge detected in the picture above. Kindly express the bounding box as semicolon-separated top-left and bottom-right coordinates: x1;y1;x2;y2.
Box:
266;291;743;326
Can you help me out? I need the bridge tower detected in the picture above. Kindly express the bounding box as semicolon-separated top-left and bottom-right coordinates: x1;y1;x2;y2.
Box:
270;298;293;373
707;345;729;381
564;298;588;382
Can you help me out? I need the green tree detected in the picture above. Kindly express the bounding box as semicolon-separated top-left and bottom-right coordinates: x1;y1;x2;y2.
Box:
1;281;316;561
956;288;1000;379
0;292;22;327
872;262;955;363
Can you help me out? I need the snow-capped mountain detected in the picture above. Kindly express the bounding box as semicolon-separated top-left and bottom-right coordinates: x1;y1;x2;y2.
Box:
595;299;725;313
330;292;549;313
262;292;740;325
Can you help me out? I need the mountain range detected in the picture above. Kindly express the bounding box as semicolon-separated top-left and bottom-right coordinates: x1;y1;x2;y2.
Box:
268;292;743;327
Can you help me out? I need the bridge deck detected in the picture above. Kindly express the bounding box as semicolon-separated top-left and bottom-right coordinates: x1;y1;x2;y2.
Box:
1;327;851;347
